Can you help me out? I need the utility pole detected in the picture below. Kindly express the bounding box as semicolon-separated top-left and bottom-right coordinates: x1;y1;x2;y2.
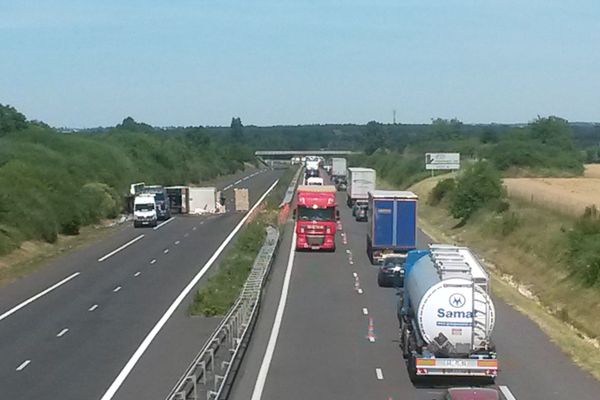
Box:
393;109;397;125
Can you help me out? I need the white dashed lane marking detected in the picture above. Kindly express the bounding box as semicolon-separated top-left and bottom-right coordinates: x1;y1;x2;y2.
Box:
113;286;122;293
89;304;99;312
375;368;384;380
499;386;518;400
98;235;144;262
134;272;141;277
16;360;31;371
56;328;69;337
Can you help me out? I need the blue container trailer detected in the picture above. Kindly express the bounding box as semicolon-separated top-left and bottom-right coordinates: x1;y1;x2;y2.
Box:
366;190;418;264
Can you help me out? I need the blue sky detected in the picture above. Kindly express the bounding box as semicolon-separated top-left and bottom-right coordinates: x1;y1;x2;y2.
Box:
1;0;599;127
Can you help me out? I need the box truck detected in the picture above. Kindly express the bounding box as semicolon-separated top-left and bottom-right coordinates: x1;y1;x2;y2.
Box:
294;185;338;251
367;190;417;264
346;167;376;207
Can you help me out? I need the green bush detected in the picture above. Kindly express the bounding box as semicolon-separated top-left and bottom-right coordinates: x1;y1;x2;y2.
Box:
568;206;600;286
0;111;256;255
450;161;505;222
428;178;456;206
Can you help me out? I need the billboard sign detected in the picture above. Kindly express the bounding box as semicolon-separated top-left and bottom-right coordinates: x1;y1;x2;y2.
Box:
425;153;460;170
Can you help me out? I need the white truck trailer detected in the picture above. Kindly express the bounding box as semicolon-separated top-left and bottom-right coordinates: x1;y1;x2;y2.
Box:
346;167;376;207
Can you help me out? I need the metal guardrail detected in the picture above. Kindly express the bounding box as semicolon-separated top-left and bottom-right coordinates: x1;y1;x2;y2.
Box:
280;167;303;207
166;226;280;400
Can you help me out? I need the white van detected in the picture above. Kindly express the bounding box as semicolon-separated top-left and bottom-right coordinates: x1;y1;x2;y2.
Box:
134;194;158;228
306;177;324;186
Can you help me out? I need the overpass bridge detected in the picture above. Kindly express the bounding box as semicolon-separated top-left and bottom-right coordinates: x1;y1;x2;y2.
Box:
254;150;358;167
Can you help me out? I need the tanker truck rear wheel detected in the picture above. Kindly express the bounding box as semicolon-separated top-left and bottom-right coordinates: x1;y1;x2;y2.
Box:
407;355;420;384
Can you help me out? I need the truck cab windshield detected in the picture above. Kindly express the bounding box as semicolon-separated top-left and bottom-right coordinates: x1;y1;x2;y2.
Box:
298;207;335;221
135;204;155;211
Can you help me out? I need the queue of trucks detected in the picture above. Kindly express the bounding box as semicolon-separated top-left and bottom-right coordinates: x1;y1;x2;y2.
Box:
294;156;498;383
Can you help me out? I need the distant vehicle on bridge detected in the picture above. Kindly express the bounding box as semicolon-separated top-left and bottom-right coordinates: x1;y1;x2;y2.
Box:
293;185;338;251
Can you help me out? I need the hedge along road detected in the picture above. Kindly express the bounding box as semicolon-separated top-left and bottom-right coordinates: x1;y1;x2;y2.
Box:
230;175;600;400
0;167;280;400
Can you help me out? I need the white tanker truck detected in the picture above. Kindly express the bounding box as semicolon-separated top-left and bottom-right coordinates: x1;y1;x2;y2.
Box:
398;244;498;382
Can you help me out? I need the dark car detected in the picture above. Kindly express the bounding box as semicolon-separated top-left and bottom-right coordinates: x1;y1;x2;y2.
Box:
445;387;500;400
355;204;368;222
377;255;406;287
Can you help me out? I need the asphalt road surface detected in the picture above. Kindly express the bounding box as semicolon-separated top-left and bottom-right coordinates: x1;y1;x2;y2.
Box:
230;174;600;400
0;167;282;400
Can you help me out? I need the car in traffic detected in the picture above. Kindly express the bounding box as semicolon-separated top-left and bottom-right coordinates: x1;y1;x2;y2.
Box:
354;202;368;222
377;254;406;287
444;387;500;400
352;200;368;216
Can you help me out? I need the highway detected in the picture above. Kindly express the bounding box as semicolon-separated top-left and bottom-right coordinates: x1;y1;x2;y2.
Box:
0;167;282;400
230;174;600;400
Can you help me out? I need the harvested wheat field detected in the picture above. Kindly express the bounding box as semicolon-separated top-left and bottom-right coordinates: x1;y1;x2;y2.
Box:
504;165;600;216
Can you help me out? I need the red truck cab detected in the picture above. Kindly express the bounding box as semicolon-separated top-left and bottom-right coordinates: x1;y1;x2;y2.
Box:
294;185;337;251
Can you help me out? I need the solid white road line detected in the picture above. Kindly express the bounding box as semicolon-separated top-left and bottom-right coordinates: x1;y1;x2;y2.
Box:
89;304;99;312
153;217;175;230
134;272;141;277
375;368;384;380
234;179;242;185
100;179;280;400
0;272;81;322
113;286;122;293
251;230;297;400
150;259;157;265
362;308;368;315
57;328;69;337
499;386;517;400
98;235;145;262
223;185;233;191
16;360;31;371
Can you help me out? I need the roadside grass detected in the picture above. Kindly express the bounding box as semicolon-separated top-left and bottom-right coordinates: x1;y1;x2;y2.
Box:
188;219;267;316
189;168;296;317
409;176;600;380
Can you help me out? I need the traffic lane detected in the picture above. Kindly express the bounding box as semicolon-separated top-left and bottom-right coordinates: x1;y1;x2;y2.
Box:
228;219;295;399
0;212;239;399
337;193;435;399
493;298;600;400
0;170;281;400
112;170;284;400
256;189;412;399
229;189;434;400
0;167;270;319
259;234;369;399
